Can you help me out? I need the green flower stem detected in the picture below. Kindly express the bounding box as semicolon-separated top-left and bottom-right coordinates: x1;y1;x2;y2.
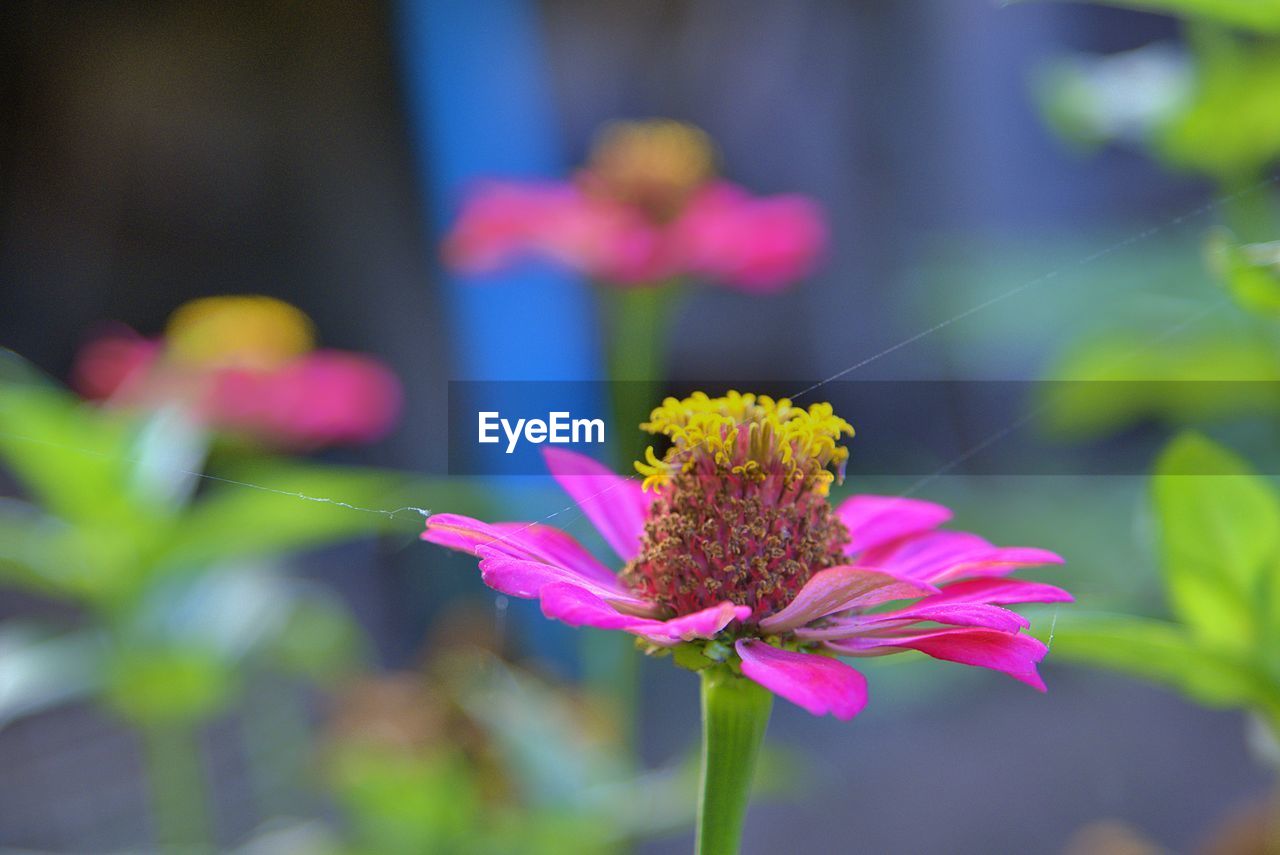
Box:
696;668;773;855
242;679;312;820
139;721;213;855
581;281;678;750
602;282;679;466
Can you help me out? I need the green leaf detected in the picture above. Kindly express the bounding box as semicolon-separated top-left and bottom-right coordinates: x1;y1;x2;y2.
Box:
1153;433;1280;648
104;645;236;725
158;460;415;569
1156;30;1280;182
0;384;145;526
1207;229;1280;316
266;585;366;681
1047;615;1278;710
1040;331;1280;438
457;654;631;811
0;496;158;607
1032;44;1192;151
1030;0;1280;34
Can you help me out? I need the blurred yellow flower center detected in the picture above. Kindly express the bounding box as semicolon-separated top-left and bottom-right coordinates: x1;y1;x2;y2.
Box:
635;390;853;496
584;119;716;218
165;295;315;370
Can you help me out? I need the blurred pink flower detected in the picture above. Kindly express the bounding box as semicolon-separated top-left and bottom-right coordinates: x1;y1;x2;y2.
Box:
422;392;1068;720
442;120;827;291
73;297;401;448
673;182;827;292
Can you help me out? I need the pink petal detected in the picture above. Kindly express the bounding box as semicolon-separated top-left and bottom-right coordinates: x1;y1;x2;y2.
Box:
735;639;868;720
862;531;1064;584
837;495;953;555
253;351;402;446
538;582;649;630
758;565;938;634
475;548;656;615
423;513;609;580
927;578;1074;607
490;522;618;585
631;602;753;646
935;547;1065;583
860;531;990;579
674;183;827;292
72;331;160;401
539;583;747;644
795;602;1030;640
543;448;653;562
829;628;1048;691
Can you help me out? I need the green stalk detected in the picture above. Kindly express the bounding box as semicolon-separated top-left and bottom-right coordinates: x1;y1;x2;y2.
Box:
602;282;679;465
580;281;679;750
696;668;772;855
241;678;313;821
140;721;213;854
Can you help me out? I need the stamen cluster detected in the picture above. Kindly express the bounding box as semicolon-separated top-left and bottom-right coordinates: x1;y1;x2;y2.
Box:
635;391;854;495
625;392;854;620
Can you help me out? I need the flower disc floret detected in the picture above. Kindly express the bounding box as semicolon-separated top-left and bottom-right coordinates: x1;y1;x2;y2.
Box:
635;391;854;495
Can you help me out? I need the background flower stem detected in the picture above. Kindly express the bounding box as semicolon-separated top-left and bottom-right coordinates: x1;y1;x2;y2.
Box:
582;280;678;750
602;281;678;465
139;721;212;854
696;667;772;855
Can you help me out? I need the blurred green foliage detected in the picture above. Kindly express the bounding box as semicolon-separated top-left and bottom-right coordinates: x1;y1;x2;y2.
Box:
1049;433;1280;736
1027;0;1280;34
322;653;698;855
0;380;423;728
1208;230;1280;315
1036;28;1280;194
1029;16;1280;439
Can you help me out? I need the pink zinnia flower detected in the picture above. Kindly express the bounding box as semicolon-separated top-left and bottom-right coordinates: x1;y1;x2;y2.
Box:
73;296;401;448
443;119;827;291
423;392;1069;720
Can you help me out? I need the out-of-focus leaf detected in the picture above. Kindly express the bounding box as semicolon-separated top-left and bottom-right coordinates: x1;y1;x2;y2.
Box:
486;810;613;855
0;350;51;385
104;645;236;725
455;655;628;810
0;384;146;526
330;747;482;855
1047;615;1279;710
0;499;60;592
1207;230;1280;316
128;404;208;509
1033;43;1192;149
0;497;156;606
266;584;366;681
158;461;413;569
1040;331;1280;437
1153;433;1280;649
1028;0;1280;35
1157;31;1280;181
126;565;363;681
0;626;103;729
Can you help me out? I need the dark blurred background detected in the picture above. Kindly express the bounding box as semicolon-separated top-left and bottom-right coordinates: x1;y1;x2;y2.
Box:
1;2;1266;853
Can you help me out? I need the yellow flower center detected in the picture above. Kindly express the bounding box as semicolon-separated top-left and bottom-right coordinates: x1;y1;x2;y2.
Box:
165;295;315;371
582;119;716;219
634;391;853;496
